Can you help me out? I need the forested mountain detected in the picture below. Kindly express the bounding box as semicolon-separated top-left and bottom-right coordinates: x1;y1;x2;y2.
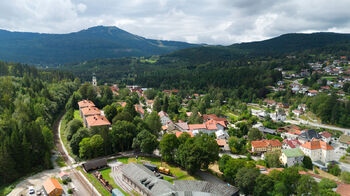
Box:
169;32;350;64
0;26;197;65
0;61;79;185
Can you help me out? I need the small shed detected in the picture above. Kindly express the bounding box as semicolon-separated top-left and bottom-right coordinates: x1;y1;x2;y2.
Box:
82;158;107;172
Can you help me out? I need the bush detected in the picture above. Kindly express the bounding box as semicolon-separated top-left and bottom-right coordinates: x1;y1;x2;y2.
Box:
68;188;73;194
341;171;350;184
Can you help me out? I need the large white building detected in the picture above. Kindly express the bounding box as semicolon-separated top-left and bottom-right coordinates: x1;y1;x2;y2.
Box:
300;139;334;164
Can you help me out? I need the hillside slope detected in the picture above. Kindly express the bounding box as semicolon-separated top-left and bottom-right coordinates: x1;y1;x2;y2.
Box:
0;26;197;65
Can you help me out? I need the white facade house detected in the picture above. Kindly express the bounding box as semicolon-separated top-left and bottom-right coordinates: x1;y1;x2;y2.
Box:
215;130;229;140
280;148;304;167
158;111;172;126
300;139;334;164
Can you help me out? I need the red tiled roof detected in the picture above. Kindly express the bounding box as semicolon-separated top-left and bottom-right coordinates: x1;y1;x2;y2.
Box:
320;86;330;90
321;131;332;138
216;139;227;146
188;124;207;130
251;139;282;148
175;131;194;138
301;139;334;150
78;100;95;108
86;115;111;127
283;139;301;148
202;114;227;122
81;107;101;116
309;90;318;93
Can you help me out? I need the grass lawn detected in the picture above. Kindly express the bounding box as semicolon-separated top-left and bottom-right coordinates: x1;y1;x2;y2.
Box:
74;110;83;122
321;76;337;81
77;167;111;196
99;168;129;196
115;157;200;183
247;105;263;111
315;168;340;182
225;112;238;121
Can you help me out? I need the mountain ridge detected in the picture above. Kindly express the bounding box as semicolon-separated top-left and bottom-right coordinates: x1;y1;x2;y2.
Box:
0;25;198;65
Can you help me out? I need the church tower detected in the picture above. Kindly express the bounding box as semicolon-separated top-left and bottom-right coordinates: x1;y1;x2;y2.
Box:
92;73;97;86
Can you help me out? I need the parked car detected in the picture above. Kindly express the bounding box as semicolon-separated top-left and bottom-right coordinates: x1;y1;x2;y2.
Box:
28;186;35;194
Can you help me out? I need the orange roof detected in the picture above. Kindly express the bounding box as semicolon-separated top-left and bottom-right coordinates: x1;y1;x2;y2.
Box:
203;114;227;122
256;165;266;169
216;139;227;146
287;130;302;135
309;90;318;93
175;131;194;138
78;100;95;108
81;107;101;116
146;100;154;104
188;124;207;130
134;104;144;115
301;139;334;150
251;139;282;148
86;115;111;127
43;178;63;194
162;125;168;130
119;102;127;107
205;119;227;129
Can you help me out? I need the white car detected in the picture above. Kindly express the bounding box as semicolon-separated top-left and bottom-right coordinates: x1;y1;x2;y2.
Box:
28;186;35;194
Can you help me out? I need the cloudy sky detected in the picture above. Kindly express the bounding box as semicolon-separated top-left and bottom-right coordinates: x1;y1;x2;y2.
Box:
1;0;350;45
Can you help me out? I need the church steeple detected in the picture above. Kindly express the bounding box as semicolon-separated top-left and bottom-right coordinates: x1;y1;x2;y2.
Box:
92;73;97;86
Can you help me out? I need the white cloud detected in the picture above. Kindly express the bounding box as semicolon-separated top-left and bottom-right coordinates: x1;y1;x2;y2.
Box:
0;0;350;45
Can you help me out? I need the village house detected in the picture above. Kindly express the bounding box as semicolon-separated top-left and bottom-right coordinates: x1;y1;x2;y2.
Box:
282;139;302;149
146;100;154;109
43;178;63;196
281;130;302;140
215;129;229;139
78;100;95;116
320;132;332;143
175;131;194;138
134;104;145;118
300;139;334;165
85;115;111;129
158;111;172;126
270;111;286;122
292;109;303;117
216;139;230;151
307;90;318;96
298;129;322;144
280;148;304;167
263;99;277;107
339;135;350;148
80;106;101;127
251;139;282;153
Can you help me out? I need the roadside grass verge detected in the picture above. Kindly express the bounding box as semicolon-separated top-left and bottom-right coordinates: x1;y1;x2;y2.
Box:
60;113;79;161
